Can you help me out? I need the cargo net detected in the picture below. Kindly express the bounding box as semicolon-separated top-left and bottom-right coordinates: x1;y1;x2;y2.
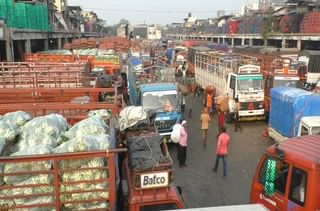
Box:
0;110;112;210
127;135;172;171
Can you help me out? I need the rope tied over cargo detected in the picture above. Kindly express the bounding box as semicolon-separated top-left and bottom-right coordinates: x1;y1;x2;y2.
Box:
142;135;160;170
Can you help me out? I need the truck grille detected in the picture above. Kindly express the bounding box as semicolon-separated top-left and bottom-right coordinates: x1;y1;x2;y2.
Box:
155;119;176;132
240;101;263;110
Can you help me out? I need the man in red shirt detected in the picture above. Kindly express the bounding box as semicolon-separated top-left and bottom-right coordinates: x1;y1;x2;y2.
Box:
213;126;230;179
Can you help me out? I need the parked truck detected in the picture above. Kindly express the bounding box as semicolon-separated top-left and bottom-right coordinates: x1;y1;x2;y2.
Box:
250;135;320;211
268;86;320;142
262;57;304;119
0;114;185;210
127;56;182;136
195;51;265;121
298;50;320;90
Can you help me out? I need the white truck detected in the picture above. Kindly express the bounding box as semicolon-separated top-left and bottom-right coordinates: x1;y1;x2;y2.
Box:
298;50;320;89
195;51;265;121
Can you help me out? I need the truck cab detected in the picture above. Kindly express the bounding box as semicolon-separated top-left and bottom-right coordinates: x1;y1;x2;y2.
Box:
121;135;185;211
139;83;181;136
298;50;320;89
227;64;265;121
298;116;320;136
250;135;320;211
128;56;182;136
263;58;302;119
121;159;184;211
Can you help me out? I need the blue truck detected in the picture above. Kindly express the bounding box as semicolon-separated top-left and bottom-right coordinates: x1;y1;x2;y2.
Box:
268;86;320;142
127;56;182;136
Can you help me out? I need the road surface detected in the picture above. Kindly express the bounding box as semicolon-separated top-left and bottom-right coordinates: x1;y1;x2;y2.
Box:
169;94;274;208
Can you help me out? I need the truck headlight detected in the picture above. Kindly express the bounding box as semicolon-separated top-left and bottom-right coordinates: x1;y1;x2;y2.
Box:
259;102;263;108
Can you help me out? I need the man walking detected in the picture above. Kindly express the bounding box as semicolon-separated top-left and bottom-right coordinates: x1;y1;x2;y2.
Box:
234;98;242;132
213;126;230;179
200;107;211;149
178;120;188;168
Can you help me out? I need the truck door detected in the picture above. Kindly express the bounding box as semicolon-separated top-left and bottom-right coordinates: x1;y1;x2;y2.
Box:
251;156;289;211
287;167;308;210
227;74;236;98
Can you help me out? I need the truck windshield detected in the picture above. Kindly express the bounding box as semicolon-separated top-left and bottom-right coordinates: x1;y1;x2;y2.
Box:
143;91;179;112
312;127;320;135
274;80;298;88
237;76;263;91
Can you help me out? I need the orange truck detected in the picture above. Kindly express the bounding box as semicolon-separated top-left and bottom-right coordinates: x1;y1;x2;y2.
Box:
262;57;304;119
250;135;320;211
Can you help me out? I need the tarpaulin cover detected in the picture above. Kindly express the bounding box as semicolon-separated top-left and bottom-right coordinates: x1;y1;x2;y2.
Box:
269;86;320;138
129;57;142;66
127;135;171;171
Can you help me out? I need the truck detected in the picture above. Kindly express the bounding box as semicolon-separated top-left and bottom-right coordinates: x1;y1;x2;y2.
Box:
250;135;320;211
195;51;265;121
0;113;185;210
262;57;304;119
121;133;185;210
0;59;184;210
268;86;320;142
298;50;320;90
187;46;212;77
127;56;182;136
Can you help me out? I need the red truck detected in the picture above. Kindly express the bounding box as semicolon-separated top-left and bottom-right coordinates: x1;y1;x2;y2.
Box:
120;132;185;210
250;135;320;211
0;61;184;210
0;116;185;210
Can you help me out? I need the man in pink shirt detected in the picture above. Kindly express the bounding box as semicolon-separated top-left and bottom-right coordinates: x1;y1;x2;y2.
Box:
213;126;230;178
178;120;188;168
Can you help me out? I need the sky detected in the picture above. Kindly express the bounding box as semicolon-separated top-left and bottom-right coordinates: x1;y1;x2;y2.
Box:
68;0;255;26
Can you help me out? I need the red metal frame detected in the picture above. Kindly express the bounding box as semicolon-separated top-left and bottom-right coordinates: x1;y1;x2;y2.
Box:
0;87;115;104
0;86;121;121
0;102;120;124
0;149;126;210
0;62;92;88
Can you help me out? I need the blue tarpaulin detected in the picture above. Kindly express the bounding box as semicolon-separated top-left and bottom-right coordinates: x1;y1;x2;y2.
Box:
269;86;320;138
129;57;142;66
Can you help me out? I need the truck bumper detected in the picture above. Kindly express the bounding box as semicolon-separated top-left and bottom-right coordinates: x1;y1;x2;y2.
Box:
268;127;288;142
239;109;265;121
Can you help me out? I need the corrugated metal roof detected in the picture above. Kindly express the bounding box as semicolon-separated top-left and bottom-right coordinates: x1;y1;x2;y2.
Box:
268;135;320;168
189;46;211;51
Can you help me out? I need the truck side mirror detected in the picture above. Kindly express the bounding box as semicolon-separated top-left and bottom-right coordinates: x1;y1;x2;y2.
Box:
264;158;276;197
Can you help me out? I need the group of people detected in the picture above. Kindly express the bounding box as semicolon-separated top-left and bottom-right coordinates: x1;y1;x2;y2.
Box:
174;93;244;179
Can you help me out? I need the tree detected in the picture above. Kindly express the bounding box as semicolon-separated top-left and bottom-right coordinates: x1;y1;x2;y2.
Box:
117;19;130;27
